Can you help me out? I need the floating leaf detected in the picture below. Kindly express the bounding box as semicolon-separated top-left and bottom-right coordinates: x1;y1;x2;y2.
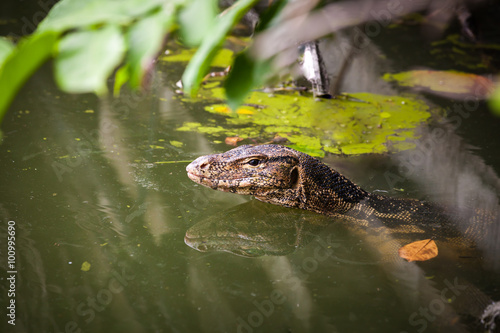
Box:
384;70;495;100
270;135;289;144
81;261;91;271
225;136;244;146
177;122;229;135
398;239;438;262
170;140;183;148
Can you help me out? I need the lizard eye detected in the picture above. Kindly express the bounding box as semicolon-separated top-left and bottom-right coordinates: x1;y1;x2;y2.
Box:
247;159;261;166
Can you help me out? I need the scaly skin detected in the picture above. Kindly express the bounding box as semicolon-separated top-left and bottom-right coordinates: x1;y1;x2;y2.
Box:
186;144;462;241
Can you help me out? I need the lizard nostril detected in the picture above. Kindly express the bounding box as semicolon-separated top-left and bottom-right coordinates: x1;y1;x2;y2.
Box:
199;162;209;170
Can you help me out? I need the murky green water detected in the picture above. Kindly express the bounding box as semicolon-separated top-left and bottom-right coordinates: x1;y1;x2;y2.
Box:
2;7;500;333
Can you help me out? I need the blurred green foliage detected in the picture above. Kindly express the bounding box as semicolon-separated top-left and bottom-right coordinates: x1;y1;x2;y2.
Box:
1;0;499;134
0;0;262;126
180;0;260;96
490;85;500;116
0;31;58;123
56;25;126;94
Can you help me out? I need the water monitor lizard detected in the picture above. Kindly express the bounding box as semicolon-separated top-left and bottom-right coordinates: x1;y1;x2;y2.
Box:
186;144;477;247
186;144;500;330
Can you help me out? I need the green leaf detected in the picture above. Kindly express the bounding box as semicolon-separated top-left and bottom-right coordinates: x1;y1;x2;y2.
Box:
127;5;176;88
224;51;270;111
490;85;500;116
253;0;287;34
181;0;260;96
224;0;286;110
0;38;15;65
55;25;126;94
38;0;170;32
113;64;130;96
0;31;59;124
178;0;218;47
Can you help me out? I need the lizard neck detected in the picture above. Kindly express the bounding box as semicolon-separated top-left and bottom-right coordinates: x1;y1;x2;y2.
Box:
275;153;369;215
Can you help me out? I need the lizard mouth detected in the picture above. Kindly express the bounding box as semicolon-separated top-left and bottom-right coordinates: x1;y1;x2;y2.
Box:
186;170;267;193
186;171;220;189
186;162;274;193
186;170;202;182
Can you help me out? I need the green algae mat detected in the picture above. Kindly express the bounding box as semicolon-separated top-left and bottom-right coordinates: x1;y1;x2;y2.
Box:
176;84;432;157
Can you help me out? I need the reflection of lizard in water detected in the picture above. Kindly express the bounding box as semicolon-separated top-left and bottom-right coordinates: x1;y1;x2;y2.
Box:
184;200;330;257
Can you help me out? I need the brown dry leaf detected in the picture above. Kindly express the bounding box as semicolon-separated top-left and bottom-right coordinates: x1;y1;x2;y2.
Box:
225;136;244;146
384;70;495;100
398;239;438;262
271;135;289;144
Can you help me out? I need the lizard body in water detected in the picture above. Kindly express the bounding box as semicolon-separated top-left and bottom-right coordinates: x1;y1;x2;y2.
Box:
186;144;467;243
186;144;500;330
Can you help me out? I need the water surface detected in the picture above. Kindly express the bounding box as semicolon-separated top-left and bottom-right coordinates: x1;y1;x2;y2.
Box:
1;16;500;333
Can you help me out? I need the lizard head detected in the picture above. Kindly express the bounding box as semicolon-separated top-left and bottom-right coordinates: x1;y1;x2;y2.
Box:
186;144;302;205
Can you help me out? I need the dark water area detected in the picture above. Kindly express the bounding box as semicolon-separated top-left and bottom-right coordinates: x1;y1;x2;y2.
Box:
1;2;500;333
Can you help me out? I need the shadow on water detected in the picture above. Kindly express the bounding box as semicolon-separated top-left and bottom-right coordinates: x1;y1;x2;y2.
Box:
1;14;500;333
